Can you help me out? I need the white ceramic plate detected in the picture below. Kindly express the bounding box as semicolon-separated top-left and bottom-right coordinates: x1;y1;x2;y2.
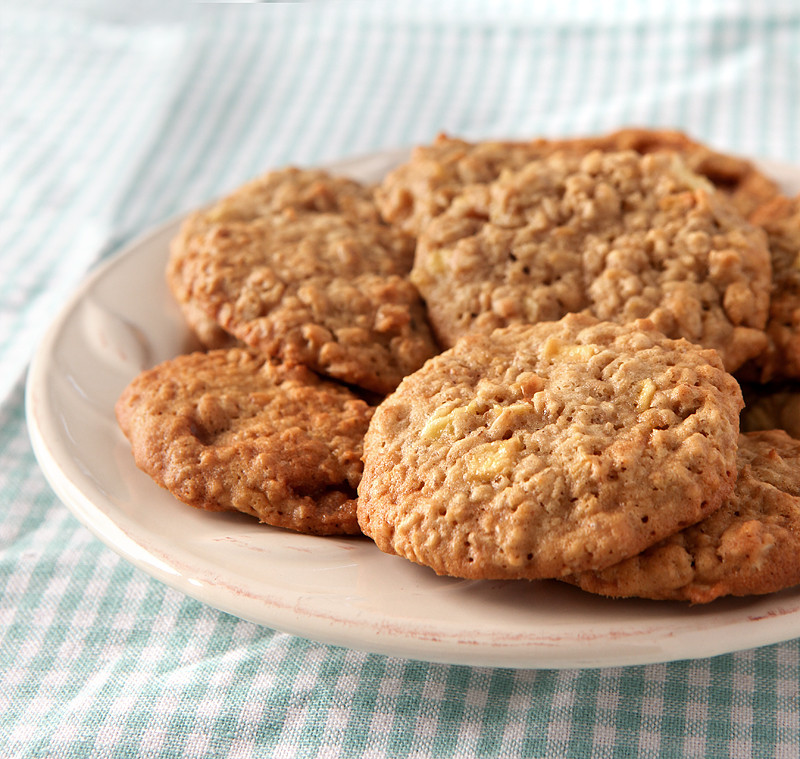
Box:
26;150;800;669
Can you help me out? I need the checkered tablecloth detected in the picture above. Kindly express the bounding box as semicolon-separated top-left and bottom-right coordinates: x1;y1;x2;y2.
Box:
3;2;800;756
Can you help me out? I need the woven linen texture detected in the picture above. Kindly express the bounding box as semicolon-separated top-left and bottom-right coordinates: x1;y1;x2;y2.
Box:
2;2;800;757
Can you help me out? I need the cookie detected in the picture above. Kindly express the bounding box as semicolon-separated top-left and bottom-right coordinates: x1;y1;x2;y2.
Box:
187;165;384;227
169;215;240;349
562;127;780;221
376;128;779;235
357;314;742;580
115;348;374;535
168;170;439;394
411;149;771;372
167;167;389;351
565;431;800;603
376;134;557;236
739;194;800;381
741;382;800;440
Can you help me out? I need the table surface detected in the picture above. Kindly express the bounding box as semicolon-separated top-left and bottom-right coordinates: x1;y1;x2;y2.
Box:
3;2;800;757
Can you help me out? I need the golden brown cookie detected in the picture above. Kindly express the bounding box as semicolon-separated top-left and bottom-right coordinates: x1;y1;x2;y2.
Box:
187;165;384;227
358;314;743;580
173;212;438;394
168;167;385;349
376;134;556;236
565;431;800;603
411;149;771;372
168;168;439;394
738;194;800;381
562;127;780;220
115;348;374;535
376;128;779;235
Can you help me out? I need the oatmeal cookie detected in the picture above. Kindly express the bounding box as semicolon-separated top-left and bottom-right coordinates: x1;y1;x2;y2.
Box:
357;314;742;580
739;194;800;381
376;134;556;236
411;149;771;372
115;348;374;535
566;431;800;603
564;127;780;220
170;201;438;395
169;214;239;349
168;167;390;351
376;129;779;235
186;165;383;228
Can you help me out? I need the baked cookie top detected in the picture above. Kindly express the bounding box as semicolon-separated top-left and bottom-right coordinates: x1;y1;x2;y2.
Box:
357;314;743;580
115;348;374;535
411;149;771;372
376;128;779;236
376;135;556;236
167;167;383;350
566;430;800;603
168;172;439;394
741;194;800;381
193;165;383;227
561;127;780;220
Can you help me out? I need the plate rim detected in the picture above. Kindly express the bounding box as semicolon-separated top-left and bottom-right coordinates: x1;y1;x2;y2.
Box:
25;150;800;669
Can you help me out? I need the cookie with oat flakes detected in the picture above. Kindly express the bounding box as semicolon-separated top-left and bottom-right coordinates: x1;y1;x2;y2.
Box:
739;194;800;381
357;314;742;579
115;348;373;535
169;170;439;394
562;127;780;221
168;167;385;350
375;129;779;235
376;134;557;236
411;149;771;372
565;430;800;603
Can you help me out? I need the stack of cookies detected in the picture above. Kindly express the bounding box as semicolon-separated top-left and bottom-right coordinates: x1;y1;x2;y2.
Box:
116;128;800;604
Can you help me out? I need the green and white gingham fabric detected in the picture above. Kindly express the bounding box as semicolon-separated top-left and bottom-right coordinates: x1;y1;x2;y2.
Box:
3;2;800;756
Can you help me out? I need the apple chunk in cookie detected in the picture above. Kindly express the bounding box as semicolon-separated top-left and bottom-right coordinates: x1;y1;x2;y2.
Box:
358;314;743;579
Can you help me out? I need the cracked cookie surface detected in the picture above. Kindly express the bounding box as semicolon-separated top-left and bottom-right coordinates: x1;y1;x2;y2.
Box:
357;314;743;579
740;194;800;381
168;167;384;350
168;168;438;394
566;430;800;602
115;348;374;535
411;149;771;372
376;128;779;236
